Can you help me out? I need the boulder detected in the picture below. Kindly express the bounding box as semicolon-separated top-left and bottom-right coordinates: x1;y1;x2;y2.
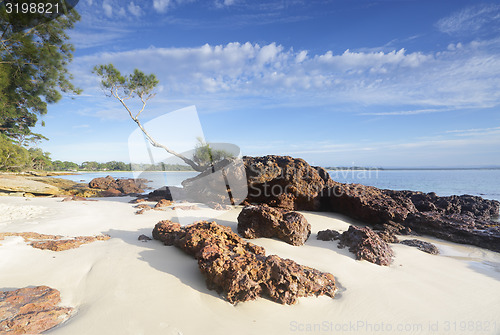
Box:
400;239;439;255
243;155;329;210
338;225;394;266
237;205;311;246
152;220;336;305
0;286;73;334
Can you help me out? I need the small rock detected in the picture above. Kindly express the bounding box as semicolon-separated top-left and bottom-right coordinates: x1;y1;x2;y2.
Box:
338;225;394;266
317;229;341;241
138;234;152;242
154;199;173;209
400;239;439;255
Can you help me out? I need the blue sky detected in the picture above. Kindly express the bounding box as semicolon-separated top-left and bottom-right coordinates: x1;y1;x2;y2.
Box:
35;0;500;167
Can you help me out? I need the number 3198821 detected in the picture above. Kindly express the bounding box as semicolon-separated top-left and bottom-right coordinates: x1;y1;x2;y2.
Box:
5;2;59;14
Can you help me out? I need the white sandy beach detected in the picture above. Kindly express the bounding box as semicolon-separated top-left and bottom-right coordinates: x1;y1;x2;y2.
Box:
0;196;499;335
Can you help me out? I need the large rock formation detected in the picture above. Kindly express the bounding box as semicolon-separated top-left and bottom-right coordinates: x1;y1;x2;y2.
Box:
89;175;148;195
237;204;311;246
152;220;336;304
0;286;73;334
241;155;500;252
243;156;330;210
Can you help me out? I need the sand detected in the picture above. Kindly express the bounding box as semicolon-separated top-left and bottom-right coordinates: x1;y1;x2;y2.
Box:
0;196;499;335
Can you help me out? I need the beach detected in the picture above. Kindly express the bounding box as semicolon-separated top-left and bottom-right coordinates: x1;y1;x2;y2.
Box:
1;196;499;335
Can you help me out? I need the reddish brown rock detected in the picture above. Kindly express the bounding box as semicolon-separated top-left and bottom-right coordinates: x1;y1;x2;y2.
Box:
154;199;173;209
237;205;311;246
243;156;329;210
89;176;148;196
0;286;73;334
152;220;336;304
338;225;394;266
0;232;110;251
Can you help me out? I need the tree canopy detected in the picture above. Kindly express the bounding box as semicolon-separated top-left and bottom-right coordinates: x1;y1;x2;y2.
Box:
0;2;81;145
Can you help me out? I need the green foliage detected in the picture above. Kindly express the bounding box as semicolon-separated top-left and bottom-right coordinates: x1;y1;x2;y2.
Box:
92;64;158;102
0;134;29;170
0;5;80;143
28;147;52;170
192;137;235;167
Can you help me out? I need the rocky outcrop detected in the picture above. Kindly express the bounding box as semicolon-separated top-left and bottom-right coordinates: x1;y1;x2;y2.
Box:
400;239;439;255
0;175;61;196
0;232;110;251
0;286;73;334
243;156;330;211
337;226;394;266
237;205;311;246
404;212;500;252
89;175;148;195
152;220;336;304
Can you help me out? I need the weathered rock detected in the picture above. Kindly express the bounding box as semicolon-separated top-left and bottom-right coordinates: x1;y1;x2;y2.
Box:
404;212;500;252
89;176;148;195
154;199;173;209
338;225;394;266
323;183;417;225
0;232;110;251
400;239;439;255
0;286;73;334
152;220;336;304
61;195;97;202
243;155;329;210
0;176;60;195
237;205;311;246
138;234;152;242
317;229;341;241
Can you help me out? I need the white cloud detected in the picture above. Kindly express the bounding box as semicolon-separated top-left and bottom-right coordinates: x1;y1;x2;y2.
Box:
72;38;500;113
436;4;500;34
153;0;171;13
128;2;142;16
102;0;113;17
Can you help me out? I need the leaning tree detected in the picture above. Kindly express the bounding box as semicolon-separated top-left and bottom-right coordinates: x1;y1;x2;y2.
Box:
93;64;233;172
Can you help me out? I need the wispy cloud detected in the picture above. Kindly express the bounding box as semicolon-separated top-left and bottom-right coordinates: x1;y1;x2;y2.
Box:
436;4;500;35
72;37;500;113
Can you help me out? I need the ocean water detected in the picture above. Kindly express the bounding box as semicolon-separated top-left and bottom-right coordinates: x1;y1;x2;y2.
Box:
328;169;500;202
57;169;500;202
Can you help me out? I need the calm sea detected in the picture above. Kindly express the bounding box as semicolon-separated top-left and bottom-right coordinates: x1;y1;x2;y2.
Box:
56;169;500;202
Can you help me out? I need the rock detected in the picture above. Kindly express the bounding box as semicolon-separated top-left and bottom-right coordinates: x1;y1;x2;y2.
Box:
0;286;73;334
243;156;329;210
154;199;173;209
61;195;97;202
0;232;110;251
317;229;341;241
400;239;439;255
237;205;311;246
89;176;148;195
323;183;417;225
0;175;61;195
135;208;148;215
135;204;152;209
338;225;394;266
180;158;248;206
138;234;152;242
152;220;336;305
404;212;500;252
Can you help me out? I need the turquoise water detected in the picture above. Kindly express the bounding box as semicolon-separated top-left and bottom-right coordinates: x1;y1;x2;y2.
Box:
56;169;500;202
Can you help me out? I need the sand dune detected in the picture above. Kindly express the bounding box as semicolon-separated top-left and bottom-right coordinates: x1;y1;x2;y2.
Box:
0;196;499;335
